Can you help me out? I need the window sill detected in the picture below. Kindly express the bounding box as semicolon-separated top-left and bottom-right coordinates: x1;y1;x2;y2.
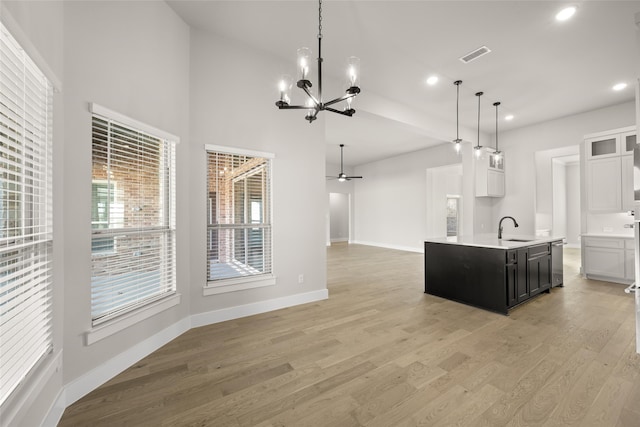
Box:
85;293;181;345
203;275;276;296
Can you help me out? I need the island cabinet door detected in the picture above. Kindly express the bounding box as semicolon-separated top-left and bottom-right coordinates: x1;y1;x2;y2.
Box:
528;244;552;297
516;249;529;303
506;250;518;307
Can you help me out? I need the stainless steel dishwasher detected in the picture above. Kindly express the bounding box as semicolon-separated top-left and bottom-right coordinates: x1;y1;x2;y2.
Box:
551;240;564;287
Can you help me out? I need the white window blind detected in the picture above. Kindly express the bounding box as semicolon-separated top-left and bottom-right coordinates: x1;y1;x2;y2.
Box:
91;112;176;325
0;22;53;406
206;150;272;282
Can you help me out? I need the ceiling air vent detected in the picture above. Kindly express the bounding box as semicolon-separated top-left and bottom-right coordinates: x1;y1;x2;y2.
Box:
459;46;491;64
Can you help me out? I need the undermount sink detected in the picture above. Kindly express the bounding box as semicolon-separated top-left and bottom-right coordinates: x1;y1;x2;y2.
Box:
502;238;534;242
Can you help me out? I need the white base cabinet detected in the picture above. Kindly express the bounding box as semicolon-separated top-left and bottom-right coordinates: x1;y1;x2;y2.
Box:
582;236;634;284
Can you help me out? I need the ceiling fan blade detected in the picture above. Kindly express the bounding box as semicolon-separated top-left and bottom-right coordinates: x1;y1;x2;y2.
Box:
346;176;363;179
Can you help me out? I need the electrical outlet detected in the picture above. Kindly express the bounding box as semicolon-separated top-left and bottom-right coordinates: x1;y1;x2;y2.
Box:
298;274;304;284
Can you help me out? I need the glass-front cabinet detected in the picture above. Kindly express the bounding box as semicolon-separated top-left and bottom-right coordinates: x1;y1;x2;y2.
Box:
584;126;636;212
622;131;636;155
586;134;620;159
586;128;637;159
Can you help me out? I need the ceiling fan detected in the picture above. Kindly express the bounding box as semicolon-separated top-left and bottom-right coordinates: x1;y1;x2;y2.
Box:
328;144;363;182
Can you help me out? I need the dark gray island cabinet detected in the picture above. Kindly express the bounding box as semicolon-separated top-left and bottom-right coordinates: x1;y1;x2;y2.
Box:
424;236;564;315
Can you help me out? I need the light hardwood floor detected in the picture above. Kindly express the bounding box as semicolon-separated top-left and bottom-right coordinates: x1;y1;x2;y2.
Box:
59;244;640;426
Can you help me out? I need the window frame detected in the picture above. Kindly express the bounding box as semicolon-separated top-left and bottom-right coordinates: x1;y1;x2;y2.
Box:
0;20;54;408
88;103;179;333
203;144;275;296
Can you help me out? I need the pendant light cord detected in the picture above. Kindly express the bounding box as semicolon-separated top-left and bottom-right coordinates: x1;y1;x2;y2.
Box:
318;0;323;39
453;80;462;143
456;82;460;141
317;0;323;103
476;92;483;149
494;102;500;152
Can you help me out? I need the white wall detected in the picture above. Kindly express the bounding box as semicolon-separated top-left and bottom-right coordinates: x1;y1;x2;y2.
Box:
329;193;350;242
496;101;636;236
0;2;65;426
352;142;476;252
426;164;463;238
62;0;191;389
188;29;327;316
3;3;329;425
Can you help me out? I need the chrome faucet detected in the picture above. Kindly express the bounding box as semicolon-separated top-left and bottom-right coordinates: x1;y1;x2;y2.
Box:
498;216;519;239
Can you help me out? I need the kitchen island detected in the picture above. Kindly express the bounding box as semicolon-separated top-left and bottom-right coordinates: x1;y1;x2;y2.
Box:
424;235;564;314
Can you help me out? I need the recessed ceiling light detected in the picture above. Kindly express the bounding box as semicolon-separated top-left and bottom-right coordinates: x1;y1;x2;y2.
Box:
612;82;627;91
556;6;576;21
505;115;514;121
426;75;439;86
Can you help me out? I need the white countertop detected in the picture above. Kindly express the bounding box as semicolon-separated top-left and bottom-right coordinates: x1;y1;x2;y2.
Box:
581;233;633;239
425;234;565;250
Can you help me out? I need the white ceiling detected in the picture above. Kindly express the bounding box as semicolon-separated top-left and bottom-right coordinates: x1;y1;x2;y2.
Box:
168;0;639;167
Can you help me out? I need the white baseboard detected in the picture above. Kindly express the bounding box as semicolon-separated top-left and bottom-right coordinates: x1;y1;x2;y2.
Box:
42;389;66;427
330;238;348;243
42;289;329;426
351;240;424;253
3;351;63;427
64;317;191;407
191;289;329;328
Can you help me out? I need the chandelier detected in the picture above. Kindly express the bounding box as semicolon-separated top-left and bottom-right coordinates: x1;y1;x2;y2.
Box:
275;0;361;123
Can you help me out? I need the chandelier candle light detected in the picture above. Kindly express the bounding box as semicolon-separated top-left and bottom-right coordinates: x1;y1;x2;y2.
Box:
275;0;361;123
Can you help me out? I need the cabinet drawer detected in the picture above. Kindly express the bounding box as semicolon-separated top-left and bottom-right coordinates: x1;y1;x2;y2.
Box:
583;237;625;249
528;243;550;258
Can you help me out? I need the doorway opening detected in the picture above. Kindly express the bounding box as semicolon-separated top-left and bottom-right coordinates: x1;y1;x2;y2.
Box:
534;146;580;247
329;192;350;244
426;163;463;238
446;196;461;237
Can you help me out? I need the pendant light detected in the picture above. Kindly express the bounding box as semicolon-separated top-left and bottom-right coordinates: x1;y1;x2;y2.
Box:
493;101;502;160
474;91;483;158
275;0;361;123
452;80;462;154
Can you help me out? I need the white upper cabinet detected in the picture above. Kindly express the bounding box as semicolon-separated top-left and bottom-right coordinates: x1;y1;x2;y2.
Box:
622;154;634;211
587;157;622;212
622;131;636;155
584;126;636;213
475;148;505;197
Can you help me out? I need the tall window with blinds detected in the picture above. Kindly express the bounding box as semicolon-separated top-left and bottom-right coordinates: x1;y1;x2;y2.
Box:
91;111;176;325
207;150;272;283
0;22;53;406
